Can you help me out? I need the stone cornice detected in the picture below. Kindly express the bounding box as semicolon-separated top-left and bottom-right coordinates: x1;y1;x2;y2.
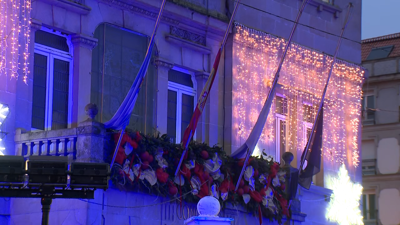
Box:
98;0;180;25
38;0;91;15
154;58;174;69
96;0;226;41
31;19;42;31
362;122;400;133
363;173;400;183
195;71;210;81
166;35;211;54
71;34;98;50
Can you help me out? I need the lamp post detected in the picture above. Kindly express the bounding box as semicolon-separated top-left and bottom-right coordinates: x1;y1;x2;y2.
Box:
0;155;110;225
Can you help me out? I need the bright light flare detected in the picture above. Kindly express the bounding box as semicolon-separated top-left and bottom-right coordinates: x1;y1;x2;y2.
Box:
326;164;363;225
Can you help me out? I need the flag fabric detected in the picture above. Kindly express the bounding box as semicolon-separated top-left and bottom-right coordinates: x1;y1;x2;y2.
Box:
230;86;277;159
181;49;222;148
104;42;155;130
299;107;323;190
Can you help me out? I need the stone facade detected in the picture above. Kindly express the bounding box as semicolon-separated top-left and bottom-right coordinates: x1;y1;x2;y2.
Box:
0;0;363;224
361;33;400;225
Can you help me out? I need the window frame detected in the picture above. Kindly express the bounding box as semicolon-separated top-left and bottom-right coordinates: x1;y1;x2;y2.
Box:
275;93;287;163
362;192;377;221
167;67;197;144
362;95;375;121
302;101;317;185
32;28;73;131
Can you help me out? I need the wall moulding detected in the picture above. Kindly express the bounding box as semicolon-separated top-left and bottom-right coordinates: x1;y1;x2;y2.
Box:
38;0;91;15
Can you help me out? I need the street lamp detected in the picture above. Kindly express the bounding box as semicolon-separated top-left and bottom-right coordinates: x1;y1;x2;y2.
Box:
0;155;110;225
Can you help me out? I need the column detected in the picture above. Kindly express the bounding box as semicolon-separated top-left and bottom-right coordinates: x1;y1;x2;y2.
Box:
154;58;174;135
70;34;98;127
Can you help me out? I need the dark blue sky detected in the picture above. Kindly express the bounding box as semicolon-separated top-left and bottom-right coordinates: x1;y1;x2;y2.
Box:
362;0;400;40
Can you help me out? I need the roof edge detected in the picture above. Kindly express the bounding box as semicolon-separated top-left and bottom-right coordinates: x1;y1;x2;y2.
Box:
362;33;400;44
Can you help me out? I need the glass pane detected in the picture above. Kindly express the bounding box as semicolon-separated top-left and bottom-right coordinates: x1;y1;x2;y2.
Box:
32;53;48;130
280;120;286;152
303;105;312;122
91;24;156;133
306;127;312;140
369;194;376;219
367;96;374;108
362;194;367;219
35;30;69;52
181;94;194;141
168;70;193;87
51;58;69;130
276;96;287;115
167;90;177;143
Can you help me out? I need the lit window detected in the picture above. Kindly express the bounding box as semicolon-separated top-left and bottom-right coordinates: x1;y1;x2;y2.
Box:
275;95;287;162
167;68;196;144
32;29;72;130
362;193;376;221
303;102;317;184
361;95;375;121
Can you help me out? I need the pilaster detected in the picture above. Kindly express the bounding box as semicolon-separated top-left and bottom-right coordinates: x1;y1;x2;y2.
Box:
154;58;174;135
70;34;98;127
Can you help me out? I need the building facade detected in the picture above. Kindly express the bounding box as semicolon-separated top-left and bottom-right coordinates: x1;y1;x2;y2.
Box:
361;33;400;225
0;0;364;224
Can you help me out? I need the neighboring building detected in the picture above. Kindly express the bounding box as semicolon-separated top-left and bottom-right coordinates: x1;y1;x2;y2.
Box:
361;33;400;225
0;0;364;224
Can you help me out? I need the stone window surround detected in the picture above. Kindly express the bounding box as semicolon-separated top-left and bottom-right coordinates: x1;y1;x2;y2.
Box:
32;27;74;131
167;66;197;144
305;0;342;17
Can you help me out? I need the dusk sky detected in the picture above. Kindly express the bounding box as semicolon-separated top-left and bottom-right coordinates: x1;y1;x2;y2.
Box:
362;0;400;40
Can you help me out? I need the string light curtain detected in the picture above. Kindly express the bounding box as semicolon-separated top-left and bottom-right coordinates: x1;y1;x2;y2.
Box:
0;0;32;82
232;23;365;167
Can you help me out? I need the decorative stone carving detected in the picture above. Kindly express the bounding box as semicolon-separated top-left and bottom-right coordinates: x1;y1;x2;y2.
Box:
85;103;98;120
154;58;174;69
98;0;180;25
170;26;206;46
71;34;98;50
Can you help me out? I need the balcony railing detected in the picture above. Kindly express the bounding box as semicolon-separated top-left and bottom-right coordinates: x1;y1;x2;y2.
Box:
15;128;77;161
362;159;377;176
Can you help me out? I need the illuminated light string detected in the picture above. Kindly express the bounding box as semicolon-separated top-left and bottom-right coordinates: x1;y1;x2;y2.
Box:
0;0;32;83
0;103;10;155
232;23;365;167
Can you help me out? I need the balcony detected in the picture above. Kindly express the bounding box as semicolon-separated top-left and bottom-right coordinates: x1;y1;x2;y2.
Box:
362;159;377;176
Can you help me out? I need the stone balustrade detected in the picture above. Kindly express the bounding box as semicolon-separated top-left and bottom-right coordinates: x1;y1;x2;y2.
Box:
14;128;78;161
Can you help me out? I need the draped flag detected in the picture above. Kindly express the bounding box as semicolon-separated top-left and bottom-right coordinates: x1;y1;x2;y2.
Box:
298;108;323;189
232;0;311;191
298;3;353;189
104;42;155;130
174;0;242;176
109;0;167;168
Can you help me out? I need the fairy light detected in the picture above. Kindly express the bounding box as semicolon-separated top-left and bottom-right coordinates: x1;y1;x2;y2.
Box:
0;103;9;156
0;0;32;82
232;23;365;167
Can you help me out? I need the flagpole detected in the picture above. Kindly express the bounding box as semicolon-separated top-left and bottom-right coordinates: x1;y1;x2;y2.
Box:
110;0;167;169
299;3;353;170
234;0;310;192
174;0;242;176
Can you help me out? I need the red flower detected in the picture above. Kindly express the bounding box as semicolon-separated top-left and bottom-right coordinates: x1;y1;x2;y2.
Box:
156;168;169;183
249;190;263;203
135;131;142;142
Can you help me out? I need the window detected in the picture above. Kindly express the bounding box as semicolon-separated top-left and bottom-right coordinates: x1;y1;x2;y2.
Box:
91;24;157;133
366;45;393;61
303;103;317;184
32;29;73;130
275;95;287;162
167;68;196;144
362;193;376;221
361;95;375;121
